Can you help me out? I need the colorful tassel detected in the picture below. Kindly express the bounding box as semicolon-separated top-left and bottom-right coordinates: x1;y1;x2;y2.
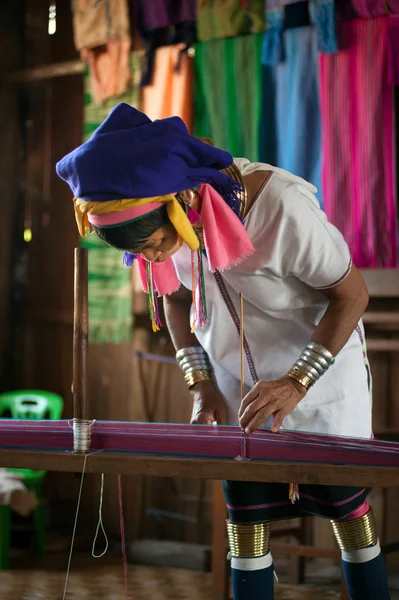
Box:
146;261;162;332
190;230;208;332
289;483;300;504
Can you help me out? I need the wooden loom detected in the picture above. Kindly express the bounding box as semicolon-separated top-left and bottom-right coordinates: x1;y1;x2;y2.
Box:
1;248;399;600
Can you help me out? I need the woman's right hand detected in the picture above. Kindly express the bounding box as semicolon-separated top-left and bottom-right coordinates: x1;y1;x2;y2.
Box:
190;380;228;425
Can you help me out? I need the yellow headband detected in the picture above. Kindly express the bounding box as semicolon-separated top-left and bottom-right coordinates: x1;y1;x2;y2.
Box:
73;195;199;251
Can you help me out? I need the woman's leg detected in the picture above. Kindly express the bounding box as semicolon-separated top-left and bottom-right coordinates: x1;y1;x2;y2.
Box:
222;480;298;600
227;520;274;600
331;502;390;600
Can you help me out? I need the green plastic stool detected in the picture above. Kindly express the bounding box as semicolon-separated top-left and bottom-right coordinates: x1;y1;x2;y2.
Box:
0;390;63;569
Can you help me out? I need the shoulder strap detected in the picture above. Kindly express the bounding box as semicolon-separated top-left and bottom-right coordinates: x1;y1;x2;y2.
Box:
213;270;259;385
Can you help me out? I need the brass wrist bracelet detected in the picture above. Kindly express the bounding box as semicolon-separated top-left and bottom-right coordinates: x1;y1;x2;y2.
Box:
286;367;313;391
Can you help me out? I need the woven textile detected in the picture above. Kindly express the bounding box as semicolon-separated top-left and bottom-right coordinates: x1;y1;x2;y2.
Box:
341;0;399;84
259;25;323;205
319;16;397;267
197;0;266;42
194;33;263;161
72;0;132;104
80;56;143;342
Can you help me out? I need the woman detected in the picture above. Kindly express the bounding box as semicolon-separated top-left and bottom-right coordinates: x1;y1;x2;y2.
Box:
57;103;390;600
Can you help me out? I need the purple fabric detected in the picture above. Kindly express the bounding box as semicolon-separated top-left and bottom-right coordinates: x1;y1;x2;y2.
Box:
338;2;399;84
352;0;399;16
388;17;399;83
135;0;196;31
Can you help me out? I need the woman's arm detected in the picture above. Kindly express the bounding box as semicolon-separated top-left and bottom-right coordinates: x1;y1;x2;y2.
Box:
311;264;369;356
163;288;228;424
239;267;369;434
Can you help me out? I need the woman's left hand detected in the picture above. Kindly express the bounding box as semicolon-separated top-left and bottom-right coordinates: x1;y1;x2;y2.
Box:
238;376;307;434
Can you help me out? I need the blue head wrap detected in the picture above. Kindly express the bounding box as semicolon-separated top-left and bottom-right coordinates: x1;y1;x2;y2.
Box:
56;103;242;216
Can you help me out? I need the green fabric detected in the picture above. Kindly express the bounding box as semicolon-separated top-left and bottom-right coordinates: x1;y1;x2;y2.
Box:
81;54;142;343
197;0;266;42
194;33;263;162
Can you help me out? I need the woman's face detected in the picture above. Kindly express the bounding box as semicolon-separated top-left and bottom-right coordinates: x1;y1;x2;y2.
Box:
130;189;196;262
131;223;180;263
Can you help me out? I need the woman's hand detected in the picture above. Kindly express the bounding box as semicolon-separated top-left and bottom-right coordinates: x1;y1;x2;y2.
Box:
239;376;307;434
190;380;228;425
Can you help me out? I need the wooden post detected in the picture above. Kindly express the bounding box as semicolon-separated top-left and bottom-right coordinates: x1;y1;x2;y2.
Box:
212;480;229;600
73;247;89;421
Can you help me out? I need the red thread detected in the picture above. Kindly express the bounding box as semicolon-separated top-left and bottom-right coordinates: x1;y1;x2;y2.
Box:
118;475;129;600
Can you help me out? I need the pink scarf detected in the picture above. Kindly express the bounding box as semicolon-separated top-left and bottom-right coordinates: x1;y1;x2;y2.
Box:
136;183;254;296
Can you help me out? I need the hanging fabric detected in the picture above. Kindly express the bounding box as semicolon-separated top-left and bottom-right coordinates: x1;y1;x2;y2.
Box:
349;0;399;16
194;33;263;161
133;0;196;86
319;16;397;268
259;24;323;206
197;0;266;42
141;44;194;131
72;0;132;105
262;0;337;66
79;56;143;343
135;0;196;31
336;0;399;84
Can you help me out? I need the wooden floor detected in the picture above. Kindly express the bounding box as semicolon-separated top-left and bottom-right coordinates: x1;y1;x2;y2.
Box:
0;553;343;600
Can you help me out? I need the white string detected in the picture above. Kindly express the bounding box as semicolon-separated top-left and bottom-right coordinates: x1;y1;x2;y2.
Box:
62;453;88;600
92;473;109;558
67;419;96;429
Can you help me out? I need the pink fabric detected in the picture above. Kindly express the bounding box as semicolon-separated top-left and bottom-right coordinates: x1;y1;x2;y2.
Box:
343;500;370;521
136;183;255;296
88;202;163;227
200;183;254;271
349;3;399;84
319;16;397;268
137;254;180;297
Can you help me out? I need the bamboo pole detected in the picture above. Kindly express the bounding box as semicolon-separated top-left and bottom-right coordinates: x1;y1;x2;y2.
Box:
73;247;89;421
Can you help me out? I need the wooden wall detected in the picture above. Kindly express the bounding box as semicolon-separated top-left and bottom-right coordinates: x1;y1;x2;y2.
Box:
0;2;25;389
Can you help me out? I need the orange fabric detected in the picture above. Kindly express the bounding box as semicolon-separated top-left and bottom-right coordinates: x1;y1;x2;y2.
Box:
81;40;131;105
73;0;132;104
141;44;193;132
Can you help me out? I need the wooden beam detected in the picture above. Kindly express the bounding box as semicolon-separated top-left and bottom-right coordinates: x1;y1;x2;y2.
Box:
366;339;399;352
363;311;399;324
271;542;340;560
5;59;85;84
0;449;399;488
360;269;399;297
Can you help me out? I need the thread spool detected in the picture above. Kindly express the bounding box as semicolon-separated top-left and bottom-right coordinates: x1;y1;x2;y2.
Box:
73;418;91;453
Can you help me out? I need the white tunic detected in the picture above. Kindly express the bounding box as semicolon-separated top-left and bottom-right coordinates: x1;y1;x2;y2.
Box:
172;159;372;439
